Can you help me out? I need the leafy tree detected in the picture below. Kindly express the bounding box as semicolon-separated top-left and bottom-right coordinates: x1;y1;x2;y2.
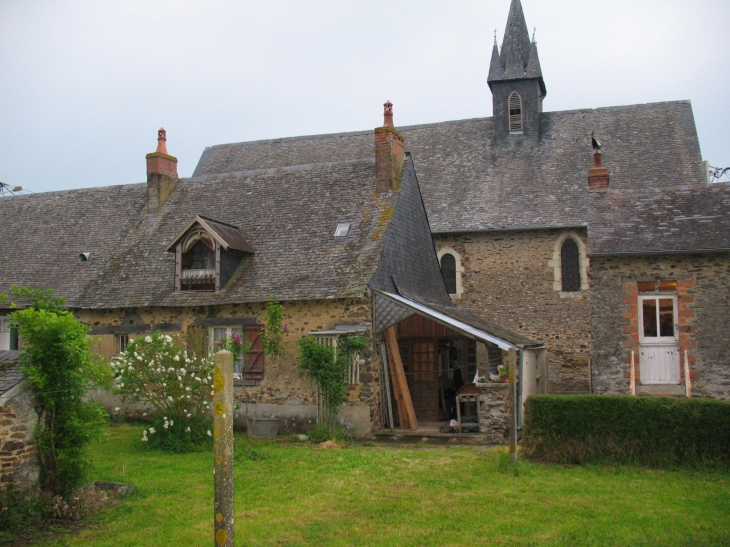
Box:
12;293;110;498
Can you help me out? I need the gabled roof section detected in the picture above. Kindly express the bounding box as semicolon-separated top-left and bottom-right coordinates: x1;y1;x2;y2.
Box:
72;159;398;308
165;215;254;253
191;102;705;234
374;290;542;350
588;181;730;256
0;184;147;307
369;154;452;306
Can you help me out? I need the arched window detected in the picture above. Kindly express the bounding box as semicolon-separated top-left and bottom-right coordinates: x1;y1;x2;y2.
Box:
561;239;581;292
440;253;457;295
508;92;523;133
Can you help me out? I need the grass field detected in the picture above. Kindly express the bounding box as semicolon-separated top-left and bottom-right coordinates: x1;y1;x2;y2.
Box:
24;424;730;546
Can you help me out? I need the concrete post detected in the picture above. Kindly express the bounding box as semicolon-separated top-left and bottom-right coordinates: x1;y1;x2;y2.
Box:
213;350;234;547
508;348;518;466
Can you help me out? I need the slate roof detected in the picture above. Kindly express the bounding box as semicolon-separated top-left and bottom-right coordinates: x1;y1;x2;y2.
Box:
193;101;706;233
588;181;730;256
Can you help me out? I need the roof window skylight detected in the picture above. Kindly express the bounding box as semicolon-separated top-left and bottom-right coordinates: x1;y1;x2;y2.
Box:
334;222;351;238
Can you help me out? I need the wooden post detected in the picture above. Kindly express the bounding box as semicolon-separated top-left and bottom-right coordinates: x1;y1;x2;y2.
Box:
379;343;395;431
508;348;518;466
213;350;234;547
684;349;692;398
630;350;636;396
384;327;418;431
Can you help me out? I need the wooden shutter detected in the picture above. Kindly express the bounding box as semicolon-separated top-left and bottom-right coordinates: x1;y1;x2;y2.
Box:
244;324;265;382
508;92;522;132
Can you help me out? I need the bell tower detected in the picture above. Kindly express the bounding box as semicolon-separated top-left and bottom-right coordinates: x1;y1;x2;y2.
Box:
488;0;546;146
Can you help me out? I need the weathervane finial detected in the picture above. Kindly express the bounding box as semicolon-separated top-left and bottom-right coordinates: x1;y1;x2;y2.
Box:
532;27;537;43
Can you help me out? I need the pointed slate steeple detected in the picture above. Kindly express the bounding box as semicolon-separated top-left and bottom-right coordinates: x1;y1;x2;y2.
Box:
488;0;547;146
500;0;532;79
488;34;503;83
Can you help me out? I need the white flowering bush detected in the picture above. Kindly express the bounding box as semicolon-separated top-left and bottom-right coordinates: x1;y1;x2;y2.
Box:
112;332;214;452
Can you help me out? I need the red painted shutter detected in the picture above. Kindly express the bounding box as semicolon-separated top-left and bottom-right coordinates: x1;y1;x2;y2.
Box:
244;324;265;381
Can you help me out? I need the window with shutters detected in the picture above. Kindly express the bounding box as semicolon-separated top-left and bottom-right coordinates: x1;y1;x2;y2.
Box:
561;239;581;292
508;91;523;133
437;248;464;299
210;324;265;385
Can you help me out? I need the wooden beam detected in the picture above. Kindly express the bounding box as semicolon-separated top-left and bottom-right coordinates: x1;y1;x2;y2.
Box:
384;327;418;431
385;335;407;429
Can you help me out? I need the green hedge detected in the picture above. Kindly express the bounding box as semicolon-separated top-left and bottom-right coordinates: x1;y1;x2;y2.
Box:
522;395;730;468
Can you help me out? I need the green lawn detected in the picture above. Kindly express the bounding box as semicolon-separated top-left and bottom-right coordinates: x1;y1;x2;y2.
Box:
32;424;730;546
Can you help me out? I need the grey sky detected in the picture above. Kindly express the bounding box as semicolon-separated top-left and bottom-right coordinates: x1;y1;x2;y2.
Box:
1;0;728;194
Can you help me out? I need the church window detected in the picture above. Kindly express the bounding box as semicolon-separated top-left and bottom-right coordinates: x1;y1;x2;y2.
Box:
440;253;457;294
550;232;588;295
561;239;581;292
437;248;463;299
509;92;523;133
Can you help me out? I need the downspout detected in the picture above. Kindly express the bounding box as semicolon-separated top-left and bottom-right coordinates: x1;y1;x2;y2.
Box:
517;348;524;430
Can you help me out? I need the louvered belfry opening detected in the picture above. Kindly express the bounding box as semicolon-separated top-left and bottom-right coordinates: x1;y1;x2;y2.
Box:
508;92;523;133
440;253;457;295
561;239;581;292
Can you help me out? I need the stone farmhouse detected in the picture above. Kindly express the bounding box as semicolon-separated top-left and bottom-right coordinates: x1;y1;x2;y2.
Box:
1;0;729;460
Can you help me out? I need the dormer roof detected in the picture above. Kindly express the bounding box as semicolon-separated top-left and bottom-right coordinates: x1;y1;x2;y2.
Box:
165;215;254;253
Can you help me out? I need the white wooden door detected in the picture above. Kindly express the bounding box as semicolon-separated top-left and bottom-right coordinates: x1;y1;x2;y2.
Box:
639;295;680;384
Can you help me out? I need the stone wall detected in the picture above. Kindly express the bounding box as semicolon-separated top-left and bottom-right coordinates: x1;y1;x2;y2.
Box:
0;381;38;490
590;253;730;399
78;297;381;433
434;229;591;394
479;383;511;444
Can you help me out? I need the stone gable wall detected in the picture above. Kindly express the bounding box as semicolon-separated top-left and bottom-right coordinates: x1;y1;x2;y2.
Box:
590;254;730;399
434;229;591;394
0;382;38;490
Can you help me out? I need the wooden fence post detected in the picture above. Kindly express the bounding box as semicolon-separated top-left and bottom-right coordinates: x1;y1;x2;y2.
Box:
213;350;234;547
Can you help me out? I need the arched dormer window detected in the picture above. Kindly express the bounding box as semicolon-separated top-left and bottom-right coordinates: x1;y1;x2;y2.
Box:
437;248;464;299
508;92;523;133
167;215;254;293
549;232;588;295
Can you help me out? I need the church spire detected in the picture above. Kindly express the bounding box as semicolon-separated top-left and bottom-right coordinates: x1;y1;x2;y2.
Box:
488;31;503;83
500;0;532;79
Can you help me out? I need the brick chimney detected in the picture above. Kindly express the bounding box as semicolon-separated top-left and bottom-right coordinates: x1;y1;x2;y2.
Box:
146;128;179;213
375;101;405;193
588;132;609;191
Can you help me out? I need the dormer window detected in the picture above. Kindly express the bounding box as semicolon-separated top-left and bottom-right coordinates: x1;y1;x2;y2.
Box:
509;91;523;133
167;215;254;293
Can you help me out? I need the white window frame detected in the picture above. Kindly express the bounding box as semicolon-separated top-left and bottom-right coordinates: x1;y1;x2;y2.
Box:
437;247;464;300
311;332;362;385
638;295;679;345
0;317;19;351
112;334;130;359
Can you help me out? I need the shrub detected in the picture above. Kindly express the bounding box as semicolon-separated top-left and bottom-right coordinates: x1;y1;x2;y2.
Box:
522;395;730;468
113;332;214;452
13;295;111;498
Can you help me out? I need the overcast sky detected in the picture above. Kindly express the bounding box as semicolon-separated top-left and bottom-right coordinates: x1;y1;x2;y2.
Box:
1;0;728;194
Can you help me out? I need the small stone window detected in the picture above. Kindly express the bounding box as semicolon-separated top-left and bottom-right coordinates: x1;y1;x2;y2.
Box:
560;239;581;292
437;248;464;300
549;232;588;295
509;91;523;133
440;254;457;294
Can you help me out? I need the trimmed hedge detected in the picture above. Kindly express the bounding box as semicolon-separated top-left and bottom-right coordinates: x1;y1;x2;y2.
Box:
522;395;730;468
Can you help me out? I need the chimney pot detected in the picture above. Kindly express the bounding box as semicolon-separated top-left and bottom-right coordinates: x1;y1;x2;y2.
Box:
383;101;394;128
156;127;169;155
